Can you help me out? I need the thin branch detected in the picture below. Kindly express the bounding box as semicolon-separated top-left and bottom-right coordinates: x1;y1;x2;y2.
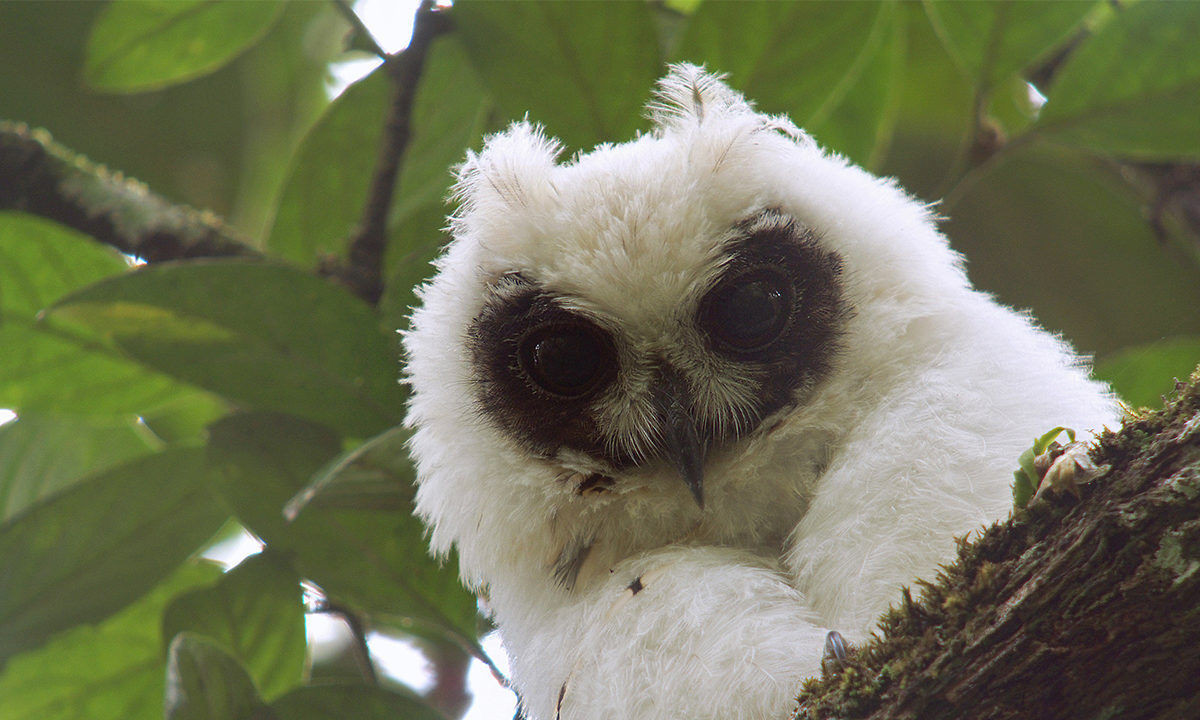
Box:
326;0;451;306
320;601;380;686
0;121;259;262
331;0;390;61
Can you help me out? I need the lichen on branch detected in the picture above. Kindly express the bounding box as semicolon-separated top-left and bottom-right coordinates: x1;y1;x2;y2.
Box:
0;120;259;262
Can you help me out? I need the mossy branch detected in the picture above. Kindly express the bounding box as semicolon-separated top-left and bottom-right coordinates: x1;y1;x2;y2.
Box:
0;120;260;262
796;368;1200;719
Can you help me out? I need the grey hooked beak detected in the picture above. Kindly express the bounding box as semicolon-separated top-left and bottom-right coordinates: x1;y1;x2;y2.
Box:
651;368;706;509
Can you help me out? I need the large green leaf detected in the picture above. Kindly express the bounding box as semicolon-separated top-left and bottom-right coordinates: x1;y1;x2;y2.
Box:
944;145;1200;355
269;683;445;720
83;0;284;93
207;413;478;645
162;552;305;700
804;1;906;168
268;36;489;271
267;67;389;266
454;0;660;150
1036;1;1200;158
47;261;405;438
165;633;267;720
0;562;222;720
0;448;227;663
923;0;1093;96
0;320;207;418
0;213;214;418
0;413;156;523
0;212;128;318
672;2;884;127
1096;337;1200;410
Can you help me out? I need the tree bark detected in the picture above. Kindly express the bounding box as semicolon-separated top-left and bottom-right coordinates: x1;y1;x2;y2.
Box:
796;369;1200;720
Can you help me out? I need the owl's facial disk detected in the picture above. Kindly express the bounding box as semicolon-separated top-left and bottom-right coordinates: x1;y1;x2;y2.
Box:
467;210;845;506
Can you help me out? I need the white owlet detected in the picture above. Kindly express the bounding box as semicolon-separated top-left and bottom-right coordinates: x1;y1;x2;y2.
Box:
403;65;1119;720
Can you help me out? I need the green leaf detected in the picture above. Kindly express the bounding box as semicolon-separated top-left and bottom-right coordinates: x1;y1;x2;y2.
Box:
1096;337;1200;410
0;213;216;419
672;1;886;136
0;413;156;522
47;261;405;438
1036;1;1200;158
454;0;661;150
165;633;267;720
0;448;227;663
0;320;208;418
923;0;1093;95
83;0;284;93
267;67;389;266
943;145;1200;355
0;562;222;720
804;2;906;168
162;552;305;700
381;37;491;331
270;683;445;720
269;36;489;270
208;413;479;644
0;212;129;318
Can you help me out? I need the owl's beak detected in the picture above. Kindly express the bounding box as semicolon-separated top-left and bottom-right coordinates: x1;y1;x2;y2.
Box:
651;368;706;509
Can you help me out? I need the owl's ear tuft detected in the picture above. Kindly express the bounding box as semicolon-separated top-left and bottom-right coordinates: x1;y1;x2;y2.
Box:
647;63;752;131
451;120;561;215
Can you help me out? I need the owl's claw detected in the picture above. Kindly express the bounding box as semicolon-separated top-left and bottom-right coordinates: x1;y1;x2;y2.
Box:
821;630;849;675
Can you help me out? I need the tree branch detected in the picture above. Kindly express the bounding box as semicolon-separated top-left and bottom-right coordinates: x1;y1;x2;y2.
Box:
323;0;451;306
0;121;259;262
796;368;1200;719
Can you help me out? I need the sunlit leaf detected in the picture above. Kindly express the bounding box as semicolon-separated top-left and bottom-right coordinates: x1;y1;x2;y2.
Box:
0;213;215;418
162;552;304;700
84;0;284;93
0;212;128;318
923;0;1093;95
0;413;156;522
1037;1;1200;158
270;683;444;720
47;261;405;438
454;0;660;150
1096;337;1200;409
164;633;266;720
208;413;478;644
0;448;226;663
0;562;222;720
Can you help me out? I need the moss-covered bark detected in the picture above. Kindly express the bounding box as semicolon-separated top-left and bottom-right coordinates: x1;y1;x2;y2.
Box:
0;121;257;262
797;369;1200;720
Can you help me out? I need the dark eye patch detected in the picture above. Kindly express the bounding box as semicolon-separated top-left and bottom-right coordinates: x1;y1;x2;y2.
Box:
468;277;621;463
695;210;847;422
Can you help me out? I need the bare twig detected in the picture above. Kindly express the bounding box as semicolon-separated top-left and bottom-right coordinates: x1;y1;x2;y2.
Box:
319;600;380;686
327;0;451;306
0;121;259;262
331;0;389;61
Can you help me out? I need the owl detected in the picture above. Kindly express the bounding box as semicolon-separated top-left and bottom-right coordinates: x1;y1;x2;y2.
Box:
403;65;1119;720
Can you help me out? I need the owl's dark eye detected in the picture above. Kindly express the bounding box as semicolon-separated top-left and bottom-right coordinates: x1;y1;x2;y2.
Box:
700;268;793;352
518;321;616;398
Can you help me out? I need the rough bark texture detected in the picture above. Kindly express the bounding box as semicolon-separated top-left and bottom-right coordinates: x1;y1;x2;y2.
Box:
796;368;1200;720
0;120;258;262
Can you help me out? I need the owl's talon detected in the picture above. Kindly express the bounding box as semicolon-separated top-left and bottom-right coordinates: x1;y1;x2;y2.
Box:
821;630;849;675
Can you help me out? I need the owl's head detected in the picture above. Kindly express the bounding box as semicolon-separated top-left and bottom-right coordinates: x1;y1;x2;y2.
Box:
404;65;969;592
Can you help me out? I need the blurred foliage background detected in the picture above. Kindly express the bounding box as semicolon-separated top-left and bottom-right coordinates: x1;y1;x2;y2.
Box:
0;1;1198;718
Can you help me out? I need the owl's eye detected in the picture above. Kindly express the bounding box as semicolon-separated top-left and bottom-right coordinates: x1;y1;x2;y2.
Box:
700;268;793;352
518;321;616;398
